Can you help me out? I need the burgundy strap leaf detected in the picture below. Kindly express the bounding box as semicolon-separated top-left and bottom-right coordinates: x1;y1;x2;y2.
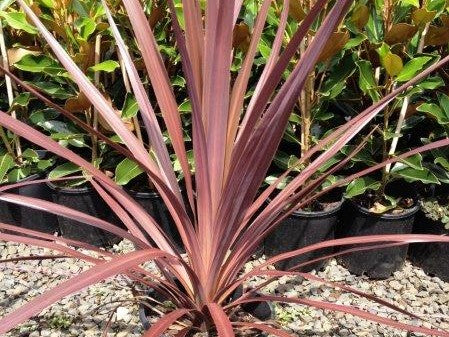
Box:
102;1;182;201
206;303;235;337
16;0;158;173
237;295;449;337
233;322;295;337
0;249;174;334
0;231;101;264
121;0;193;206
0;192;148;248
142;309;191;337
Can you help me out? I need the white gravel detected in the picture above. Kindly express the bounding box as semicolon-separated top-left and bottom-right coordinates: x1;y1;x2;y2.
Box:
1;240;449;336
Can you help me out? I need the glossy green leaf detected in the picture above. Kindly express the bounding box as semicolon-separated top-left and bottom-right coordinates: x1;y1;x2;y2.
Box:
28;82;74;100
356;60;381;102
0;153;14;182
401;0;419;7
14;55;66;76
37;159;53;171
172;75;186;87
438;93;449;119
396;56;432;82
75;17;96;40
0;11;37;34
417;76;444;89
48;162;82;179
37;0;54;9
265;175;290;190
344;34;367;49
10;92;30;110
179;100;192;113
321;55;356;99
114;158;143;185
21;148;39;161
417;103;449;124
7;167;30;182
29;108;59;125
391;165;440;184
435;156;449;171
345;177;381;198
427;163;449;184
121;94;139;119
89;60;120;73
427;0;446;13
400;153;423;170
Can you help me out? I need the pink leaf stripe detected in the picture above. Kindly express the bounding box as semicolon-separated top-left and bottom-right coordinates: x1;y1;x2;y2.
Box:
228;269;435;329
2;0;449;335
0;249;174;334
0;193;148;248
225;0;271;176
0;231;101;265
238;296;449;337
0;65;135;161
0;255;68;263
206;303;235;337
233;322;294;337
16;0;157;173
142;309;191;337
0;223;112;256
102;1;181;200
121;0;193;206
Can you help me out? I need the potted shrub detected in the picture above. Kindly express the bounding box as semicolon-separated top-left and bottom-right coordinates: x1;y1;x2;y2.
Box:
337;0;445;278
0;13;58;233
2;0;142;246
0;145;57;233
114;158;184;251
264;178;343;271
408;94;449;280
409;196;449;281
263;0;350;271
2;0;449;336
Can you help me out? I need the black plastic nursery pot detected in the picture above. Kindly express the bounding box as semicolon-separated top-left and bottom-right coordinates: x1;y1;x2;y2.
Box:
47;182;121;247
128;189;184;252
338;201;419;279
264;201;342;272
0;173;59;234
409;211;449;282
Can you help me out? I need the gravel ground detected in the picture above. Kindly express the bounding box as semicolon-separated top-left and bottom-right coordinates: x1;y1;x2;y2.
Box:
1;240;449;337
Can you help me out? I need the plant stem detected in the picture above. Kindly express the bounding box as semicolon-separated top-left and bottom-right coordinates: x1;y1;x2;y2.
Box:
118;49;153;189
385;23;430;173
299;0;315;161
0;20;22;163
118;51;143;144
92;34;101;164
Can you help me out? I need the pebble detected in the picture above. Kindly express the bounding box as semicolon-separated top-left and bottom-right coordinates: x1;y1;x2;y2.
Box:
1;240;449;336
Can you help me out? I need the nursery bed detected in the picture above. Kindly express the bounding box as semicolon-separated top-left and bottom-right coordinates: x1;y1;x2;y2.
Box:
1;240;449;337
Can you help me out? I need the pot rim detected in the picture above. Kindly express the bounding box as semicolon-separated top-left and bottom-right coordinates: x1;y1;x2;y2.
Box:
289;199;343;218
126;188;160;199
46;179;92;194
348;199;420;219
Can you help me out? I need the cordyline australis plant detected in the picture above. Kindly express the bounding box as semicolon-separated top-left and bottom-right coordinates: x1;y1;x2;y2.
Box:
1;0;449;336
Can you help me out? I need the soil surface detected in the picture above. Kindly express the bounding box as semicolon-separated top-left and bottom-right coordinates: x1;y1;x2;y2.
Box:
1;240;449;336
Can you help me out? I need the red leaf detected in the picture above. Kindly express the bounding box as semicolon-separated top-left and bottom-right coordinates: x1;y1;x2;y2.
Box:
237;295;449;337
142;309;191;337
206;303;235;337
233;322;294;337
0;249;173;334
